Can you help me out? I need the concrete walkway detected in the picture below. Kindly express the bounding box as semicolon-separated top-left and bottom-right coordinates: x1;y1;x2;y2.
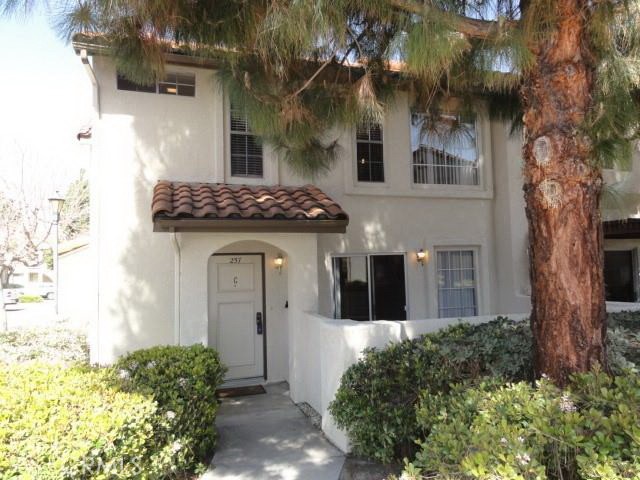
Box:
202;382;345;480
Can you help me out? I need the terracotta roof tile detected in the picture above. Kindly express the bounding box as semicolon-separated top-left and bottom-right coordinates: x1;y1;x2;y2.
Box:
152;181;349;223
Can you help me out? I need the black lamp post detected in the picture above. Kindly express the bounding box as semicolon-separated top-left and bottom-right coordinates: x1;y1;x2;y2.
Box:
48;194;65;315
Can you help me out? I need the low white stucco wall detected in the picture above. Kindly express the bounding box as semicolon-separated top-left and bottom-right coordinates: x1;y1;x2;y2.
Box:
298;312;527;452
299;303;640;452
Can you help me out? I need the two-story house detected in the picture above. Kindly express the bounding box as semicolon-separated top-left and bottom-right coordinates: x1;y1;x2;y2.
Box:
72;37;640;447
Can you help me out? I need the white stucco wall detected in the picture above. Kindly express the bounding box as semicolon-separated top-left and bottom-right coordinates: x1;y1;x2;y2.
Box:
87;55;533;365
86;54;640;374
279;92;528;319
58;246;93;327
88;56;297;364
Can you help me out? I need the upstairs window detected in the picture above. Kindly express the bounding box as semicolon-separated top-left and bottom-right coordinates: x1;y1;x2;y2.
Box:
117;72;195;97
230;104;263;177
117;74;155;93
356;122;384;183
411;112;478;186
159;73;195;96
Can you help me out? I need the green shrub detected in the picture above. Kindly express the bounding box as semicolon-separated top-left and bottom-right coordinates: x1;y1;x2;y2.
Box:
328;318;532;463
0;327;88;364
115;344;227;465
0;363;169;479
405;370;640;480
330;311;640;464
0;345;226;479
608;311;640;369
17;294;43;303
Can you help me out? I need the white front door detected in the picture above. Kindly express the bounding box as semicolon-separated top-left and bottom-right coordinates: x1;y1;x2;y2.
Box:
208;254;264;380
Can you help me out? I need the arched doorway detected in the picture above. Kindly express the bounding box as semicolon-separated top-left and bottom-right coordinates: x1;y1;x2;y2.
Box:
208;240;288;383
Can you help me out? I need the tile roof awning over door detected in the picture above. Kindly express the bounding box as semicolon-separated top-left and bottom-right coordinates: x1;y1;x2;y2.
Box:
152;181;349;233
604;218;640;239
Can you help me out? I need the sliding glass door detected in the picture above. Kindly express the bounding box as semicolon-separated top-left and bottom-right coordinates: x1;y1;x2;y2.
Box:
333;254;407;321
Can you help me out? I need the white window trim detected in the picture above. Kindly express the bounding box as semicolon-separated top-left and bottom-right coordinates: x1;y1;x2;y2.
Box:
158;72;196;96
353;122;389;188
116;71;196;97
433;246;482;319
331;252;409;321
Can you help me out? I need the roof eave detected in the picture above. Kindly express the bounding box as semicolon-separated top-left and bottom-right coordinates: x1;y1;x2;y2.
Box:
153;217;348;234
72;37;220;70
603;219;640;239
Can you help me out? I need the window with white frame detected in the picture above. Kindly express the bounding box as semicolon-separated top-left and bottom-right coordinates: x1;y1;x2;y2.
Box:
411;112;479;186
230;103;263;177
117;72;195;97
333;254;407;321
437;249;478;318
356;122;384;183
158;72;196;96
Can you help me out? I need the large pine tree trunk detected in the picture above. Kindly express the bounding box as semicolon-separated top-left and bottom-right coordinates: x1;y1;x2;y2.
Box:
521;0;607;385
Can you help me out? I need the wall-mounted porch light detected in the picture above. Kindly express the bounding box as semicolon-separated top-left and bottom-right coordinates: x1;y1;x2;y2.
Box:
274;253;284;274
416;248;429;266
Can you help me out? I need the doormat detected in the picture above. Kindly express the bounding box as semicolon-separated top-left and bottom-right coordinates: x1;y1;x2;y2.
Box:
216;385;266;398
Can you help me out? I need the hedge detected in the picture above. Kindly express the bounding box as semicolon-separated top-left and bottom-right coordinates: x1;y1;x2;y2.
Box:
0;344;226;479
329;312;640;464
406;370;640;480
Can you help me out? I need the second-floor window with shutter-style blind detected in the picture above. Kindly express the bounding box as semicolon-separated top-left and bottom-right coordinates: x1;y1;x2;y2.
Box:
230;103;263;177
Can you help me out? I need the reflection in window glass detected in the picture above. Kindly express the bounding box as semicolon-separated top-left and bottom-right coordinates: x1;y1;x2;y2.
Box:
333;255;407;321
411;112;478;186
333;256;370;321
159;72;196;97
116;74;155;93
356;122;384;183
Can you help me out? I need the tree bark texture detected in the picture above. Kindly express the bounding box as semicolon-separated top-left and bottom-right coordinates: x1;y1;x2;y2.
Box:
521;0;607;385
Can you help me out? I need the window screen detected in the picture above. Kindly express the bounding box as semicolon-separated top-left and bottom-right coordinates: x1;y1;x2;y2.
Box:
230;104;263;177
356;122;384;182
437;250;478;318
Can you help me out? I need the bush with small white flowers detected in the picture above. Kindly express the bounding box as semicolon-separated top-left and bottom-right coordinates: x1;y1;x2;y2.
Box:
0;344;225;479
403;370;640;480
115;344;227;467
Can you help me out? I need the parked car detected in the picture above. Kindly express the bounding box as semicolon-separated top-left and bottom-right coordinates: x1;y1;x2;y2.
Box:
2;284;25;305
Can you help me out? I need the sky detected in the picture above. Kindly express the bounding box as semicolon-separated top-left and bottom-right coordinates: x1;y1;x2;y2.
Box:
0;7;92;204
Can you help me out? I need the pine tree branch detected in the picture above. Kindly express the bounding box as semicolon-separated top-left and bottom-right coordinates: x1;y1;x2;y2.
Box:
387;0;513;39
291;54;335;98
